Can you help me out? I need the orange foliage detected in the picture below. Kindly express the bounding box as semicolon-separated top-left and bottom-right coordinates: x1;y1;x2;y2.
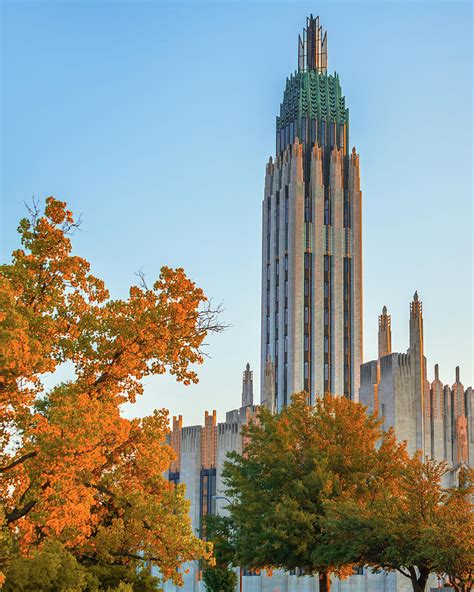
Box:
0;198;220;582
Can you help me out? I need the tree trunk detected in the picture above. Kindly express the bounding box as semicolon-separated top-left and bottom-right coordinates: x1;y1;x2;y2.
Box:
409;579;424;592
409;569;429;592
318;572;331;592
417;568;429;592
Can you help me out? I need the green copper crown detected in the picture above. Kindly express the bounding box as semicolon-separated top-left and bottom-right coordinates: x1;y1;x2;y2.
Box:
277;70;348;133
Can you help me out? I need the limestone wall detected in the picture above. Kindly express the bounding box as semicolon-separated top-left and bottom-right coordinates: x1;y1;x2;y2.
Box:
180;426;201;534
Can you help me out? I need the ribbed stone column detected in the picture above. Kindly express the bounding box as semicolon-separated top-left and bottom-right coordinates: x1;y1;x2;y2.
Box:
350;149;363;401
431;364;445;460
331;146;344;395
287;141;305;403
311;145;325;399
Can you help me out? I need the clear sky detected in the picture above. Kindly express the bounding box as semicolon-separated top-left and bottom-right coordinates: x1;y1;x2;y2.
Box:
1;0;472;426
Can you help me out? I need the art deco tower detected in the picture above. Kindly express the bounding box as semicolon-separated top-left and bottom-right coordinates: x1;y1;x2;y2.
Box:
261;16;362;410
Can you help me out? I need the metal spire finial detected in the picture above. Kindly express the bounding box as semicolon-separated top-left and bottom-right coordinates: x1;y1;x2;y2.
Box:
298;15;328;73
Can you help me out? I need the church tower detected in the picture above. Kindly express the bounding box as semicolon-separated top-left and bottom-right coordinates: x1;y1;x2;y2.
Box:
261;15;363;410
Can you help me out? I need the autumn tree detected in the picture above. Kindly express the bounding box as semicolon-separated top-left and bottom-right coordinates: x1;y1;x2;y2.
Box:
0;197;224;588
222;392;407;592
322;456;474;592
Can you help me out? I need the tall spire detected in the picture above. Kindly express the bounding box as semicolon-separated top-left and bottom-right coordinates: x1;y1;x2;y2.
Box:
378;305;392;359
298;15;328;73
242;362;253;407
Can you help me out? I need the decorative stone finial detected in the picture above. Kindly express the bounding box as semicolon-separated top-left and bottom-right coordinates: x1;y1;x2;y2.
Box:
242;362;253;408
378;305;392;358
413;291;419;302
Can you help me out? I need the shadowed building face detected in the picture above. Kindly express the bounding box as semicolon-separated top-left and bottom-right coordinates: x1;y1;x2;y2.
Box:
261;15;363;410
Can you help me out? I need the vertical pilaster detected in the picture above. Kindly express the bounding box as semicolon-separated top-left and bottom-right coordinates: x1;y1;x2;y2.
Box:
466;387;474;465
431;365;445;461
169;415;183;475
444;385;453;463
349;148;362;400
311;145;325;399
201;411;217;469
331;146;344;396
409;292;426;454
452;366;464;419
277;154;287;407
287;140;305;405
269;157;280;405
452;367;466;467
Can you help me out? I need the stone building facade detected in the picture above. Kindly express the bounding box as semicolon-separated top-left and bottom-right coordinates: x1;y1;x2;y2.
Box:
165;313;472;591
166;364;258;537
359;292;473;486
164;359;465;592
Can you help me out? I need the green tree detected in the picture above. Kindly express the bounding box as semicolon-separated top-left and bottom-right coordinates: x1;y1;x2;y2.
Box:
2;540;96;591
202;515;237;592
222;392;406;592
439;468;474;592
322;456;474;592
1;539;160;591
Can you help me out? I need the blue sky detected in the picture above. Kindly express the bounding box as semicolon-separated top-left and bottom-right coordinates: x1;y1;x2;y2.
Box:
1;1;472;426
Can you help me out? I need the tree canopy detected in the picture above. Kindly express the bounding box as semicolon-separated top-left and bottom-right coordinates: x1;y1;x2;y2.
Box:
222;391;407;592
201;515;237;592
0;197;223;588
322;458;474;592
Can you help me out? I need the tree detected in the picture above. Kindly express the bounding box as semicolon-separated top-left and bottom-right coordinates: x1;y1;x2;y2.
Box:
222;392;407;592
201;515;237;592
439;467;474;592
1;540;96;592
322;456;474;592
0;197;223;586
1;539;160;591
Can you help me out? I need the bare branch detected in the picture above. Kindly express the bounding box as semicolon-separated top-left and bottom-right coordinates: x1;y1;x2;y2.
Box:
24;197;40;228
62;213;83;236
197;299;229;335
0;450;38;473
6;499;37;524
110;550;160;562
135;268;149;290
